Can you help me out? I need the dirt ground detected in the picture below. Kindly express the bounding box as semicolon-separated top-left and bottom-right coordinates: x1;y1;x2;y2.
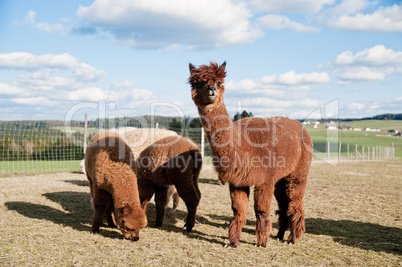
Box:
0;161;401;266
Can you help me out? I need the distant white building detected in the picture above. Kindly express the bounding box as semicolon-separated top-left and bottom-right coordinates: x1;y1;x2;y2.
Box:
326;125;337;130
353;128;362;131
364;127;381;132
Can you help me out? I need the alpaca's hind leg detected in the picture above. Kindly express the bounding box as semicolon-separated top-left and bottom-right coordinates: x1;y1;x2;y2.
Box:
138;178;155;204
172;190;180;211
91;189;111;233
167;185;180;211
254;183;274;247
154;186;169;227
274;178;290;240
173;180;201;232
286;176;306;244
227;185;250;248
105;199;117;228
276;176;307;244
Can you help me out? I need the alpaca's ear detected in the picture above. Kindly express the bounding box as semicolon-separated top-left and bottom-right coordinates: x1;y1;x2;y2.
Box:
219;61;226;71
141;200;150;211
189;63;196;73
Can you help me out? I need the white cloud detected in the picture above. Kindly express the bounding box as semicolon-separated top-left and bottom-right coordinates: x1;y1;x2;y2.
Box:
328;3;402;32
67;86;155;104
67;87;107;101
339;67;386;81
248;0;335;13
348;102;365;110
395;97;402;102
129;89;154;100
226;79;258;91
15;69;73;91
263;70;330;84
11;96;55;106
369;104;380;110
335;45;402;66
0;83;28;96
329;0;373;16
25;11;68;34
74;63;107;82
77;0;263;49
257;14;319;32
0;52;78;69
333;45;402;83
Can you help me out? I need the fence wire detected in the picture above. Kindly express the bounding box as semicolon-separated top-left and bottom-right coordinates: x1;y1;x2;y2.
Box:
0;121;396;176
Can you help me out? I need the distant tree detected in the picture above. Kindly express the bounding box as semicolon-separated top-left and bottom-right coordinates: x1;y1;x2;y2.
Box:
233;110;253;121
188;118;202;128
168;118;182;129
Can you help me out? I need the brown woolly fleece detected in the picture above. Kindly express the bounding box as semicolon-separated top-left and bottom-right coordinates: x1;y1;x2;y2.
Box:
136;136;202;232
85;132;148;241
189;62;313;247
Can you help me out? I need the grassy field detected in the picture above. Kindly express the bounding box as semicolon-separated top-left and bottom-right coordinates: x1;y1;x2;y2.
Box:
305;120;402;159
341;120;402;130
0;160;81;176
0;161;401;266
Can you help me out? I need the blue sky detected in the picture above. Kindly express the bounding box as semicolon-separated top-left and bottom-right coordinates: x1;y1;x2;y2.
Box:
0;0;401;122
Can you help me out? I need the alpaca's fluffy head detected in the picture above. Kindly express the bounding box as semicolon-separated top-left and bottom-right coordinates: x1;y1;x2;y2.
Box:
117;200;149;241
188;62;226;111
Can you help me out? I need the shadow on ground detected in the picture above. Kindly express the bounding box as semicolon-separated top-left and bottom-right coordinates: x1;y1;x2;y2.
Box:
306;218;401;255
63;179;89;187
5;191;122;240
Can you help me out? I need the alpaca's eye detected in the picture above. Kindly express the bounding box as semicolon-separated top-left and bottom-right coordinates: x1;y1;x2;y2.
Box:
195;83;204;90
217;82;222;87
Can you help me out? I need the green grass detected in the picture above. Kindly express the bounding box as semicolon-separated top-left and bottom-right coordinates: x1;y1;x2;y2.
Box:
0;160;81;176
306;124;402;159
1;162;401;265
341;119;402;130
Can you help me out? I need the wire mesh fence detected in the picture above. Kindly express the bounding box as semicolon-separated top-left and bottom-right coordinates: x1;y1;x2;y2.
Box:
0;120;397;176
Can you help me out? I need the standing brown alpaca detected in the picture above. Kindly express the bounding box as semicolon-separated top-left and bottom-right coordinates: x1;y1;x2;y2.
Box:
188;62;313;247
137;136;202;232
85;132;149;241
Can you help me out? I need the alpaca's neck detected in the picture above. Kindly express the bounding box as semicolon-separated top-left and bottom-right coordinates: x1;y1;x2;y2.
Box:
200;103;239;151
109;169;141;208
198;103;244;180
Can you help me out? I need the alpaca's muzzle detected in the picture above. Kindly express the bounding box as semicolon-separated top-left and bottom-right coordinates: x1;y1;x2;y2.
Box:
207;85;217;102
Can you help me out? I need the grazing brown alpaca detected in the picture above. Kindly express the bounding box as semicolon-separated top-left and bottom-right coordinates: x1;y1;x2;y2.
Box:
188;62;313;247
137;136;202;232
85;132;149;241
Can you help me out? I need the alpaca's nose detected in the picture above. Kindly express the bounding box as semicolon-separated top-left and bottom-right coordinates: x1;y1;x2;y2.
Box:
208;85;216;96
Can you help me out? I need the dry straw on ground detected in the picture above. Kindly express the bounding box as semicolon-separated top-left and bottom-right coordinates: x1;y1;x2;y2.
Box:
1;161;401;266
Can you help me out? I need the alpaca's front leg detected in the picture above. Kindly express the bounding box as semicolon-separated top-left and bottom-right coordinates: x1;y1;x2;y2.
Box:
227;184;250;248
105;199;117;228
254;183;274;247
91;189;111;233
154;186;169;227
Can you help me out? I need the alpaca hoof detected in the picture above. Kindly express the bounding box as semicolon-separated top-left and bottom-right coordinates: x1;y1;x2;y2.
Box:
224;244;235;249
183;223;194;232
255;243;266;248
286;235;296;245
